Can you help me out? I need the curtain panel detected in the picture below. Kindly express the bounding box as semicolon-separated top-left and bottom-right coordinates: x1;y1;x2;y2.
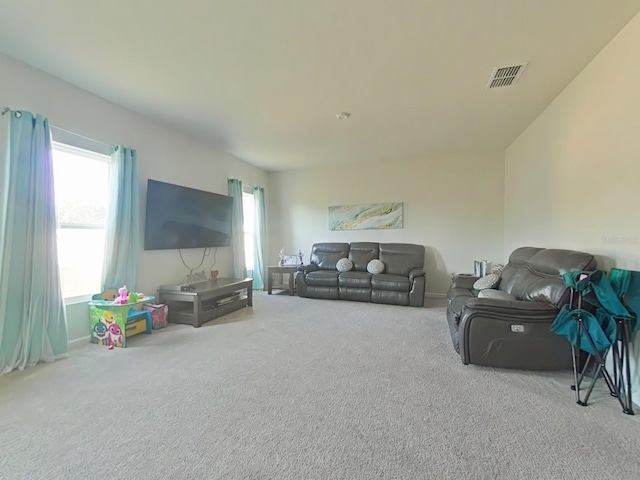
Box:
102;146;139;291
0;110;68;374
228;179;246;279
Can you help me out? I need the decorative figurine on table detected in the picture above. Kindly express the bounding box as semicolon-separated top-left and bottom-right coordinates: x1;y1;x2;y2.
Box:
278;248;285;266
113;285;129;305
298;249;304;265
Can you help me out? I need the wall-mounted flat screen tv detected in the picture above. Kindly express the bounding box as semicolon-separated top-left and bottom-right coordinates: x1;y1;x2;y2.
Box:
144;179;233;250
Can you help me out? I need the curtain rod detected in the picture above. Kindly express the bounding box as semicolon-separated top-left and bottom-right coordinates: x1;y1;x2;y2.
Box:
50;124;113;149
227;178;262;191
2;105;113;149
2;106;19;116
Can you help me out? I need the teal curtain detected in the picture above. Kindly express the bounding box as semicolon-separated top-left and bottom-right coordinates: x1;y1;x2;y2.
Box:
227;179;246;279
252;186;266;290
0;110;68;374
102;146;139;291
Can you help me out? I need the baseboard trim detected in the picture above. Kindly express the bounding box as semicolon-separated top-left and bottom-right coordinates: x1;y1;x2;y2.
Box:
425;292;446;299
69;335;90;349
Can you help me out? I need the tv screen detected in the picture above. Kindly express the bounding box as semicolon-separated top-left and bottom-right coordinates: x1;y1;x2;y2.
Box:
144;179;233;250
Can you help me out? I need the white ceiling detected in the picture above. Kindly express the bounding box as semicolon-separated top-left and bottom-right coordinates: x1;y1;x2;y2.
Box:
1;1;639;171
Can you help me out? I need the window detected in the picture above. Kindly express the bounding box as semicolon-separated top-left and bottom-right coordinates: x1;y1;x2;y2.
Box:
242;190;255;272
52;142;110;301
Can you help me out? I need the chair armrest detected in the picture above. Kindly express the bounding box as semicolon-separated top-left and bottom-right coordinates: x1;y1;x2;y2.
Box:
299;264;318;274
451;274;479;290
409;268;425;282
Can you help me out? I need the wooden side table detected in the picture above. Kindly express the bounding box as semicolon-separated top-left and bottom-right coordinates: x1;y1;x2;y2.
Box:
267;265;299;295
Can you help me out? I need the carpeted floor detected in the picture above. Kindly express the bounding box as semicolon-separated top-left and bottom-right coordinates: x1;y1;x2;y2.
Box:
0;292;639;480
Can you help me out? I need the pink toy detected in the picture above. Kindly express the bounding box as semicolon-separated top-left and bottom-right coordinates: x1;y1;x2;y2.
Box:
113;285;128;305
108;323;123;347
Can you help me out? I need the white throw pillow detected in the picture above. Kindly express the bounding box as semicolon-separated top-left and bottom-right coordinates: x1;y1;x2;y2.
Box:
367;259;385;275
336;257;353;273
473;273;500;290
477;289;515;301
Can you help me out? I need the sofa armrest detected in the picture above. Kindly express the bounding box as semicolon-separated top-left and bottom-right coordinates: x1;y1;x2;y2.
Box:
458;298;569;369
451;274;479;290
409;268;425;282
463;298;558;319
299;264;318;274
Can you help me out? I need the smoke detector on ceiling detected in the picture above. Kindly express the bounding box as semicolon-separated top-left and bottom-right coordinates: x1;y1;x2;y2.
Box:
336;112;351;120
487;63;528;89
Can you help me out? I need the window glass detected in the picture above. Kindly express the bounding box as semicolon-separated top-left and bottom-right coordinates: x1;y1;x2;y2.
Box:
52;143;110;300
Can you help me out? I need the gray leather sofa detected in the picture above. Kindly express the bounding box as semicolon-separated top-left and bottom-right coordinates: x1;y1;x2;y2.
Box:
446;246;597;370
296;242;425;307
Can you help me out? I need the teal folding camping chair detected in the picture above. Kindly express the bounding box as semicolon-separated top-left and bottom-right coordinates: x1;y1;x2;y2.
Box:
550;269;637;415
608;268;640;414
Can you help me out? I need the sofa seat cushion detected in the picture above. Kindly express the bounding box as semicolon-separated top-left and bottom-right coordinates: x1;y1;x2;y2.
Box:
338;271;372;288
305;270;340;287
371;274;411;292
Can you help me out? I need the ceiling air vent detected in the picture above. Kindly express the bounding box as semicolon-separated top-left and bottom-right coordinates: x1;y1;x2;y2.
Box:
487;63;528;89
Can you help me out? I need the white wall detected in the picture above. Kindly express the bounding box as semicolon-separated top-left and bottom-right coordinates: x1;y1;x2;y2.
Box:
505;13;640;401
0;52;268;342
268;153;505;295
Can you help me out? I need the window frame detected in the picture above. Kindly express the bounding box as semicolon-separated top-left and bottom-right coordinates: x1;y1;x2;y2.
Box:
51;141;111;304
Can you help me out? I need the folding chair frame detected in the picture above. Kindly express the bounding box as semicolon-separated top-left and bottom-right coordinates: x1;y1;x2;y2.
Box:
568;289;635;415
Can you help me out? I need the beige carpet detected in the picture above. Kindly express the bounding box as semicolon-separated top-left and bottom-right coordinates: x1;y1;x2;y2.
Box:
0;292;639;480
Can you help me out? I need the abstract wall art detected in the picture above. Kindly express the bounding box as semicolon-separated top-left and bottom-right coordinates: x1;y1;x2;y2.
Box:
328;202;404;231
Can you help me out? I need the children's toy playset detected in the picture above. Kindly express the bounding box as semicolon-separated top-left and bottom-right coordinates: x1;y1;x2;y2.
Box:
89;285;160;348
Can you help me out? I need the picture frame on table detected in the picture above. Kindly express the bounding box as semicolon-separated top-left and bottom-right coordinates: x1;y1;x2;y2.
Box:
282;255;301;266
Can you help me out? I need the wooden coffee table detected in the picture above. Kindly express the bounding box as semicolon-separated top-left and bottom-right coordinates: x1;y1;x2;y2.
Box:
158;278;253;327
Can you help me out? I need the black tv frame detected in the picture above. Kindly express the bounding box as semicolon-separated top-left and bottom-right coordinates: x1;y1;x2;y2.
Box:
143;179;233;251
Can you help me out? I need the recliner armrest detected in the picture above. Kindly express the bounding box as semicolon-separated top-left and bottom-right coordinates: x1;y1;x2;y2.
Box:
299;264;318;274
451;274;479;290
463;298;558;319
458;298;568;369
409;268;425;282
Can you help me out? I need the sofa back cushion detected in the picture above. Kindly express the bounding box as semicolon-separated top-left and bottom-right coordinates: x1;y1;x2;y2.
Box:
499;247;543;295
349;242;380;272
379;243;425;276
500;247;597;307
310;243;350;270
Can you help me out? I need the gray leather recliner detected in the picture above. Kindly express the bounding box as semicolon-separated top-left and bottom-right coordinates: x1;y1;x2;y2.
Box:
296;242;426;307
446;247;597;370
